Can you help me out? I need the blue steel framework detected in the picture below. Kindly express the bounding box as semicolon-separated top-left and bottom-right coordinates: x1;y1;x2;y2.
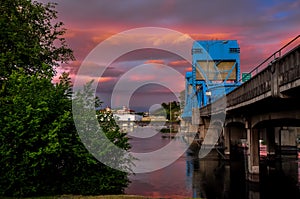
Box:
182;40;241;119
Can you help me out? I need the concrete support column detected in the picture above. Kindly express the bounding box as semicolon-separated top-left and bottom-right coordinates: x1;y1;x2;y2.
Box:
185;121;196;144
247;126;260;182
200;117;210;140
277;127;282;156
266;127;276;159
199;124;206;140
223;127;231;159
189;123;198;133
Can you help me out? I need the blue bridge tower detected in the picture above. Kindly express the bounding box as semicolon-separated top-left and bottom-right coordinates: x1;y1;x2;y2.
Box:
182;40;241;120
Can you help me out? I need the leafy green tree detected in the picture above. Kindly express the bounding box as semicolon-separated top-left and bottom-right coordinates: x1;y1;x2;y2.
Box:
0;0;74;78
72;80;133;181
0;70;73;196
161;101;181;121
0;71;131;197
179;89;185;111
0;0;131;197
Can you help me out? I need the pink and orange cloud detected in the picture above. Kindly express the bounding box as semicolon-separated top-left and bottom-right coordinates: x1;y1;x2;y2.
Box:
39;0;300;111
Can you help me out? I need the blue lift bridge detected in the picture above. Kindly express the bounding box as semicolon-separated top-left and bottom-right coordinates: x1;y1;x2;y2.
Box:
182;40;241;119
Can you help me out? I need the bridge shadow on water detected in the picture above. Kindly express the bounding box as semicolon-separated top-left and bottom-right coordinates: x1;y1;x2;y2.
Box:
259;155;300;199
187;149;300;199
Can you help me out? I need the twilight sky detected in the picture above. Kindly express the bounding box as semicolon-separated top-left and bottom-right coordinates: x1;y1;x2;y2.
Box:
39;0;300;111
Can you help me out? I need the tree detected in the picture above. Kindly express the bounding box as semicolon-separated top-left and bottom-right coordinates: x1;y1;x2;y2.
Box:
0;70;131;197
0;0;74;78
0;0;131;197
179;89;185;111
161;101;181;121
72;81;132;193
0;70;75;196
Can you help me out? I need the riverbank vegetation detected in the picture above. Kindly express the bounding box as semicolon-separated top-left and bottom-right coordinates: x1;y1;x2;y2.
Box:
151;101;181;122
0;0;131;197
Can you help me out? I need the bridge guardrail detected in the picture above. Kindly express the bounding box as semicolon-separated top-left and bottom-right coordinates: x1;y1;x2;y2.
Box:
278;45;300;87
228;67;272;107
240;34;300;81
228;35;300;106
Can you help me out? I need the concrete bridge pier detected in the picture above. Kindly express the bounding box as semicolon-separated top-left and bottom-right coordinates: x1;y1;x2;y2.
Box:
181;120;199;144
223;122;247;160
246;122;260;182
266;127;276;160
223;127;231;159
198;117;210;141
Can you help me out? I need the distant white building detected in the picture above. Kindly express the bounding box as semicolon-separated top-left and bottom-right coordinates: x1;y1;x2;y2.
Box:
110;106;142;122
113;113;142;122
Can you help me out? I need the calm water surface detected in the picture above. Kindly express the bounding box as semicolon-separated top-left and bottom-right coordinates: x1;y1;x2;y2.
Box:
125;129;300;199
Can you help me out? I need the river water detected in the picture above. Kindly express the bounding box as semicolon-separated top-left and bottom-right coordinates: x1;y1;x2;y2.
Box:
124;128;300;199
